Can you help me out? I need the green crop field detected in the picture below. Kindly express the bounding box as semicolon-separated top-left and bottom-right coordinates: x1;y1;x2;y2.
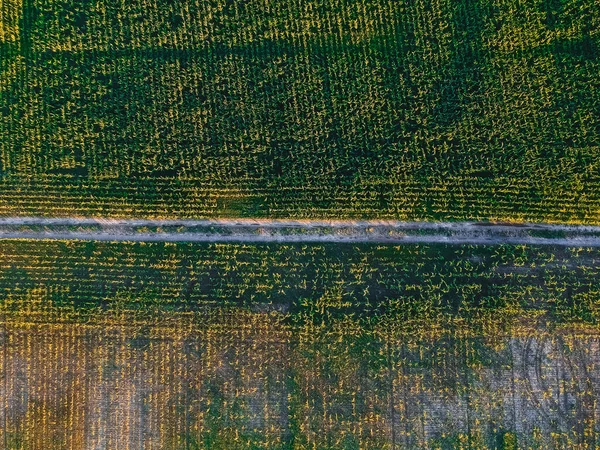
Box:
2;0;600;448
1;0;599;220
2;241;600;448
1;240;600;324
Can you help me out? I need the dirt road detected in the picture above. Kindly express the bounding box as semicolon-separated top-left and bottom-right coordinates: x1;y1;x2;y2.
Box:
0;217;599;246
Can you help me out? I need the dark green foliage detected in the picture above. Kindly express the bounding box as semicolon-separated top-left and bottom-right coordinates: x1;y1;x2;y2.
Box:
1;240;599;327
0;0;599;219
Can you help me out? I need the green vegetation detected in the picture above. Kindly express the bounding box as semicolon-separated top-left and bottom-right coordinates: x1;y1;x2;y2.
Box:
2;0;600;446
1;0;599;220
1;240;600;327
2;241;600;449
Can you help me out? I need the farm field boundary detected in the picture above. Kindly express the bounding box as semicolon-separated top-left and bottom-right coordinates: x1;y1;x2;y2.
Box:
2;217;600;246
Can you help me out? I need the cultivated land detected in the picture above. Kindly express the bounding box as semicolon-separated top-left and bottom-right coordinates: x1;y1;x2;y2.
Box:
1;0;599;221
4;320;600;449
2;240;599;320
2;0;600;448
1;240;600;448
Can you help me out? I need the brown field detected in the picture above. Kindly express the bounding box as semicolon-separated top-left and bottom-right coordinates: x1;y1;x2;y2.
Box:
2;312;600;449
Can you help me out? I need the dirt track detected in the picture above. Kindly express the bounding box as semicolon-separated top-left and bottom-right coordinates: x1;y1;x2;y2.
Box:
1;217;600;246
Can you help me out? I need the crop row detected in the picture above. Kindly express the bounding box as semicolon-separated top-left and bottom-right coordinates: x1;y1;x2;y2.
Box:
1;0;598;220
1;240;599;327
0;176;598;221
3;316;600;449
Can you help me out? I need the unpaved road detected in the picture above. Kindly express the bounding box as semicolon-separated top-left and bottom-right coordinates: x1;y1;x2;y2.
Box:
1;217;600;246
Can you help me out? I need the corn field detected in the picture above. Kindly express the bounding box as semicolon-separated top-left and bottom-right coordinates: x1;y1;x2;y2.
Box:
2;0;600;447
1;0;599;220
1;241;600;447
